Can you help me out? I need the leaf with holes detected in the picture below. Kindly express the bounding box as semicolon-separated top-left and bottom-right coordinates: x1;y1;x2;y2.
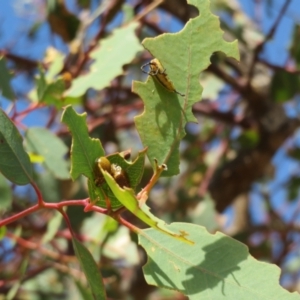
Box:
62;105;146;209
66;22;143;96
100;166;194;244
139;223;299;300
133;0;239;176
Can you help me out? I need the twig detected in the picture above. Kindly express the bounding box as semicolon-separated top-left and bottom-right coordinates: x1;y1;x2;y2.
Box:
193;101;253;129
248;0;292;81
259;58;300;74
198;140;228;197
133;0;164;23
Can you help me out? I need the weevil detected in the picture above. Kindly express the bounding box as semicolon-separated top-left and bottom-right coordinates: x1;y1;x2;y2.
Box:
141;58;185;97
110;164;130;188
94;157;130;189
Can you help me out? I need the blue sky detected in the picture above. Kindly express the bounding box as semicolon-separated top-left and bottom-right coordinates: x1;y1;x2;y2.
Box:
240;0;300;65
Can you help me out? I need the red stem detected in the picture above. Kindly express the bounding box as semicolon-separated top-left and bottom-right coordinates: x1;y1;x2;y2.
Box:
11;103;43;121
31;181;45;206
58;208;74;237
0;204;40;227
0;198;89;228
117;216;142;235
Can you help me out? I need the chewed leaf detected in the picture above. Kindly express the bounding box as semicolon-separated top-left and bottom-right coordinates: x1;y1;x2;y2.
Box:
100;166;194;244
66;22;143;97
140;223;299;300
133;0;239;176
62;105;146;209
92;149;147;209
106;149;147;189
61;105;104;180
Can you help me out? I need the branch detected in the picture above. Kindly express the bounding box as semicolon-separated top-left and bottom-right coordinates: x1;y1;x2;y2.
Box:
248;0;292;80
0;50;41;70
259;58;300;74
193;101;253;129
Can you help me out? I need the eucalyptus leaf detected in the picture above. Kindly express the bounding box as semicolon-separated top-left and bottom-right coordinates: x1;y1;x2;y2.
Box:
66;22;143;96
133;0;239;176
0;109;32;185
0;56;15;101
72;238;106;300
140;223;299;300
61;105;105;180
62;105;146;209
0;173;12;212
100;166;193;244
25;127;70;179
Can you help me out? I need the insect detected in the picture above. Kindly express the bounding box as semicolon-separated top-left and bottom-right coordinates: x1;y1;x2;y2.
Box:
110;164;130;188
94;157;130;188
141;58;185;97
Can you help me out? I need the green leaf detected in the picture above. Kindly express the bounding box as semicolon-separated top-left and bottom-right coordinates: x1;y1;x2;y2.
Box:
0;173;12;212
0;56;15;101
77;0;90;9
25;127;70;179
0;108;32;185
100;166;193;244
74;279;95;300
72;238;106;300
187;194;218;232
290;24;300;69
47;1;80;42
36;65;48;100
133;0;239;176
102;226;139;265
236;129;260;149
34;169;61;202
122;3;134;23
81;214;118;252
139;223;299;300
0;226;6;240
62;105;146;209
41;210;63;244
41;79;65;104
288;147;300;161
10;226;22;247
33;66;81;108
106;150;146;190
66;22;143;96
43;80;81;108
200;73;225;99
61;105;105;180
6;257;29;300
45;48;65;81
270;69;300;103
90;149;146;209
287;176;300;201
